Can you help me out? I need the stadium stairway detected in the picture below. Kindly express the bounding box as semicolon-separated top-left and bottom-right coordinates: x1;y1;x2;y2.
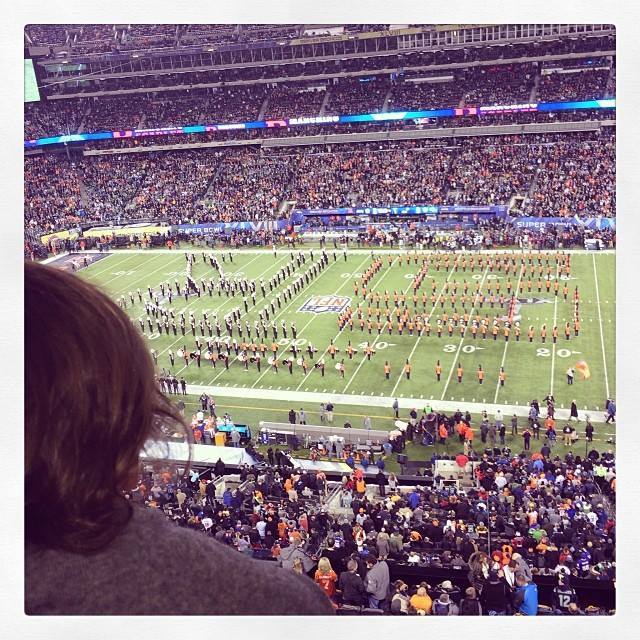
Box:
381;85;393;113
78;178;92;211
318;89;331;116
530;72;540;103
257;94;270;121
605;63;616;98
446;188;461;204
195;161;230;211
524;164;544;208
77;105;91;134
278;199;297;219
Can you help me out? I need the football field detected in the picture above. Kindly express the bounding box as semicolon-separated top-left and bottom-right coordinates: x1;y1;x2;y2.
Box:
78;248;615;422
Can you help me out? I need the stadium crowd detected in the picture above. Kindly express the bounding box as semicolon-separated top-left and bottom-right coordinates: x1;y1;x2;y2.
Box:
265;85;327;120
190;150;296;223
523;134;616;218
537;69;611;102
24;52;614;140
133;399;616;615
324;78;390;116
23;129;615;237
126;150;223;222
24;154;82;234
460;64;537;107
387;79;466;111
81;95;151;133
24;100;87;140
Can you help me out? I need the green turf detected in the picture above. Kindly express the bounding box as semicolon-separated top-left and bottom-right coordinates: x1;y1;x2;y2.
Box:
81;249;616;415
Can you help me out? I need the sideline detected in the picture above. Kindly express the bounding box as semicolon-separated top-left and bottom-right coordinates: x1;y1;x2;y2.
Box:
57;247;616;256
592;253;611;398
183;383;609;423
181;398;616;438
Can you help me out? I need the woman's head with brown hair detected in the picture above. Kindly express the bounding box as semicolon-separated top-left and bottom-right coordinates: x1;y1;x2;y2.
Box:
25;262;187;553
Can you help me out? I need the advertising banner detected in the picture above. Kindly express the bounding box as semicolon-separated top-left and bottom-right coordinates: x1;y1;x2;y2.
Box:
439;205;508;215
24;99;616;149
177;220;289;234
41;224;169;244
511;216;615;230
292;205;507;218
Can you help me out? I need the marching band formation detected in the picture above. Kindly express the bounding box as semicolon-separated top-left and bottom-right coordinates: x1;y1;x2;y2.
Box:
124;250;581;386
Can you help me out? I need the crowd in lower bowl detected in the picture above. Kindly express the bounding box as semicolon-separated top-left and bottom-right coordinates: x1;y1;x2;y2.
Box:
132;426;615;615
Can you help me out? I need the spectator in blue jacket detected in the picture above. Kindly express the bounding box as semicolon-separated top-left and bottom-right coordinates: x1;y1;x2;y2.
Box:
576;547;592;577
408;489;421;510
514;573;538;615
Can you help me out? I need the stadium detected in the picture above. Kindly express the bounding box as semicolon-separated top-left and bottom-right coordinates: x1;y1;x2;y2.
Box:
23;22;617;617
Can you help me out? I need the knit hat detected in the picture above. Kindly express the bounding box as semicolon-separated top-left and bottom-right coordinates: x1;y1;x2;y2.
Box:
440;580;453;590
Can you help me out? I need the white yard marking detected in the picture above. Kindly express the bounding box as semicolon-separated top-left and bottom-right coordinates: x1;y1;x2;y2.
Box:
592;254;611;397
89;254;162;289
245;261;348;389
440;266;490;400
63;247;617;257
83;252;138;279
390;261;459;398
110;254;185;297
292;254;373;391
550;262;559;395
493;264;525;403
160;253;291;364
342;258;401;393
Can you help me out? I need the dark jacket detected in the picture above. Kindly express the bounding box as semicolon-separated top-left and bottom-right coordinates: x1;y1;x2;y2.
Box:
323;546;348;573
480;579;509;612
338;570;367;605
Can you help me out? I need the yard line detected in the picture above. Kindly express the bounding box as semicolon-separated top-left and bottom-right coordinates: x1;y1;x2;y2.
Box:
158;253;291;361
82;252;140;280
390;260;458;398
170;261;297;378
439;265;491;400
342;257;403;393
211;253;344;386
550;262;559;396
212;256;337;385
293;254;373;391
108;254;185;297
592;254;611;398
493;263;526;403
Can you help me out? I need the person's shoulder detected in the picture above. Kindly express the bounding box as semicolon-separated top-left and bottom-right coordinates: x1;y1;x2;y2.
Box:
61;507;333;614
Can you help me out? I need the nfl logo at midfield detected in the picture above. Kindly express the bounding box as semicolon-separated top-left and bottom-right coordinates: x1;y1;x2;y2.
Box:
299;295;351;314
